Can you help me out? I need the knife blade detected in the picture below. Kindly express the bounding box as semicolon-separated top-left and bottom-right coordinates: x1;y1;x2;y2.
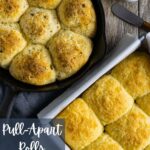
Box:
111;3;150;31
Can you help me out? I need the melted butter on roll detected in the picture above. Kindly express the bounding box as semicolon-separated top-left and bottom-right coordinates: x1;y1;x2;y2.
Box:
0;0;28;22
47;30;93;80
58;0;97;37
0;23;27;68
9;44;56;86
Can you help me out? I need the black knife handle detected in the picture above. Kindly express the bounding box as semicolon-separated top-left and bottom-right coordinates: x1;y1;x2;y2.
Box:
142;21;150;31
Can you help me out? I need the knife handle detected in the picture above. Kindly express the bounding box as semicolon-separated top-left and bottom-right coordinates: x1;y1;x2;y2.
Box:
142;21;150;31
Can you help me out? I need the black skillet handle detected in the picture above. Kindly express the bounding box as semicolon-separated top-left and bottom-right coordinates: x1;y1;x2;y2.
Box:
0;86;18;118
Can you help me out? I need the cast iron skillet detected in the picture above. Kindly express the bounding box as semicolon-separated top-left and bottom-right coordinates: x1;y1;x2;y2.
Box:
0;0;107;118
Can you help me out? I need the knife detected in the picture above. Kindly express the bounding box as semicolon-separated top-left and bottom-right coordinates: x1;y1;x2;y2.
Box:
111;3;150;31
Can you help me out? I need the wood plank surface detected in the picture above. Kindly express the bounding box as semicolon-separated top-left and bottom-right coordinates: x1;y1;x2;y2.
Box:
139;0;150;22
101;0;139;50
139;0;150;34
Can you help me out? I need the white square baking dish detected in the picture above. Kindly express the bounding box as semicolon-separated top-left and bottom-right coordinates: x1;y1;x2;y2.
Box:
37;33;145;150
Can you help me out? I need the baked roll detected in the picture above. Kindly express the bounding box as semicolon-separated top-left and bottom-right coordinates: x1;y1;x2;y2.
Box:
28;0;62;9
145;145;150;150
83;134;123;150
0;0;28;23
47;30;93;80
82;75;134;125
0;23;27;68
136;93;150;116
9;44;56;86
111;52;150;99
57;0;97;37
106;105;150;150
20;7;61;44
57;98;103;150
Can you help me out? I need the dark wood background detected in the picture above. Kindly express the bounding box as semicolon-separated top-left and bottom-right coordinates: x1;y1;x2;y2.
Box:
101;0;150;50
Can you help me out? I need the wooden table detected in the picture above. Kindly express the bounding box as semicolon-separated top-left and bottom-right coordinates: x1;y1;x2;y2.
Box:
101;0;150;50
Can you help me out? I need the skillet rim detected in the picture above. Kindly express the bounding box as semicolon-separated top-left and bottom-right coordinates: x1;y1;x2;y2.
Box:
0;0;107;92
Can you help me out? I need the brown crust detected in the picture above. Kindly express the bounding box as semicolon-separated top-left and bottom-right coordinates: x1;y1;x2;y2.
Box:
0;24;27;68
47;30;92;80
0;0;95;85
28;0;62;9
20;8;61;44
58;0;96;37
0;0;28;22
111;52;150;99
0;29;21;54
57;98;103;150
9;44;56;85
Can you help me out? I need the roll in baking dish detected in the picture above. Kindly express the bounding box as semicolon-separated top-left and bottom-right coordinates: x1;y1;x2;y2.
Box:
145;145;150;150
105;105;150;150
111;52;150;99
82;75;134;125
57;98;103;150
136;93;150;116
83;134;123;150
56;52;150;150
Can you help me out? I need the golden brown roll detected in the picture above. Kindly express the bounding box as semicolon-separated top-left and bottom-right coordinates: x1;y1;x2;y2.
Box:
0;23;27;68
0;0;28;23
82;75;134;125
111;52;150;99
47;30;93;80
145;145;150;150
9;44;56;86
20;7;61;44
57;0;96;37
106;105;150;150
57;98;103;150
83;134;123;150
136;93;150;116
28;0;62;9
